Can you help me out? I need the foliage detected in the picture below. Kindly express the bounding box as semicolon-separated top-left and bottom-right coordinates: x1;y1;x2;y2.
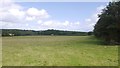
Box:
87;31;93;35
94;1;120;44
1;29;87;36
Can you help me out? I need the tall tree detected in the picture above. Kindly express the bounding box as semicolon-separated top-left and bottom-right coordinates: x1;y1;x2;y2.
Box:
94;1;120;44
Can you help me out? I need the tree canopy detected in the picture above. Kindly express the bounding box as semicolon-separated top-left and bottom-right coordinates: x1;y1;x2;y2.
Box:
1;29;88;36
94;1;120;44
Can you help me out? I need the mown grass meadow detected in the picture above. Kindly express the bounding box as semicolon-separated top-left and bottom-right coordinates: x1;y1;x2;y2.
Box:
2;36;118;66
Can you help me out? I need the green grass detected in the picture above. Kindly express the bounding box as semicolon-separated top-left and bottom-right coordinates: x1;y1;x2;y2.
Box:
0;37;2;67
2;36;118;66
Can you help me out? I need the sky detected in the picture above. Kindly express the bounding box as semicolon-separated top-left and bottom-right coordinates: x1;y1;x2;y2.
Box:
0;0;109;32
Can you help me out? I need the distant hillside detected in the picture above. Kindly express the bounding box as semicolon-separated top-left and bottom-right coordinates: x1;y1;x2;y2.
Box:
1;29;89;36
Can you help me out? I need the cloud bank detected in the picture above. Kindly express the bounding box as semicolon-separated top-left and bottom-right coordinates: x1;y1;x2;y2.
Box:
0;0;107;31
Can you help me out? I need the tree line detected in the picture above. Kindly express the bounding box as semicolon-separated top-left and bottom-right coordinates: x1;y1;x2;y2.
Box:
1;29;91;36
94;1;120;45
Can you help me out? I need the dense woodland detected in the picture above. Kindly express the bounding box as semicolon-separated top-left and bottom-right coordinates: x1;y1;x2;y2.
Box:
94;1;120;45
1;29;90;36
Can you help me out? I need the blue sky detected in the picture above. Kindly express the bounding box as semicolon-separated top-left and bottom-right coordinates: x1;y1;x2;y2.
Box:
18;2;107;21
1;0;109;32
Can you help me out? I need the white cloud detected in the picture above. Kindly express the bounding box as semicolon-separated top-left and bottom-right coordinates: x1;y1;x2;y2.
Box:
41;20;68;27
85;19;91;22
0;21;20;28
26;8;50;19
42;20;53;26
0;0;82;31
8;9;25;17
74;22;80;25
0;0;50;29
0;0;23;11
25;16;36;21
25;24;29;26
83;5;107;31
35;20;81;31
37;20;42;24
27;8;41;16
97;5;106;12
1;1;108;32
63;21;70;26
0;0;25;24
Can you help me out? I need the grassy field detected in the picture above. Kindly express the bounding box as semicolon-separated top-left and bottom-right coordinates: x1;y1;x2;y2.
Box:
2;36;118;66
0;37;2;67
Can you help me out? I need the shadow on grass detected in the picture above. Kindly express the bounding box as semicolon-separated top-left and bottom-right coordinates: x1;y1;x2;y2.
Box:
82;36;118;46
